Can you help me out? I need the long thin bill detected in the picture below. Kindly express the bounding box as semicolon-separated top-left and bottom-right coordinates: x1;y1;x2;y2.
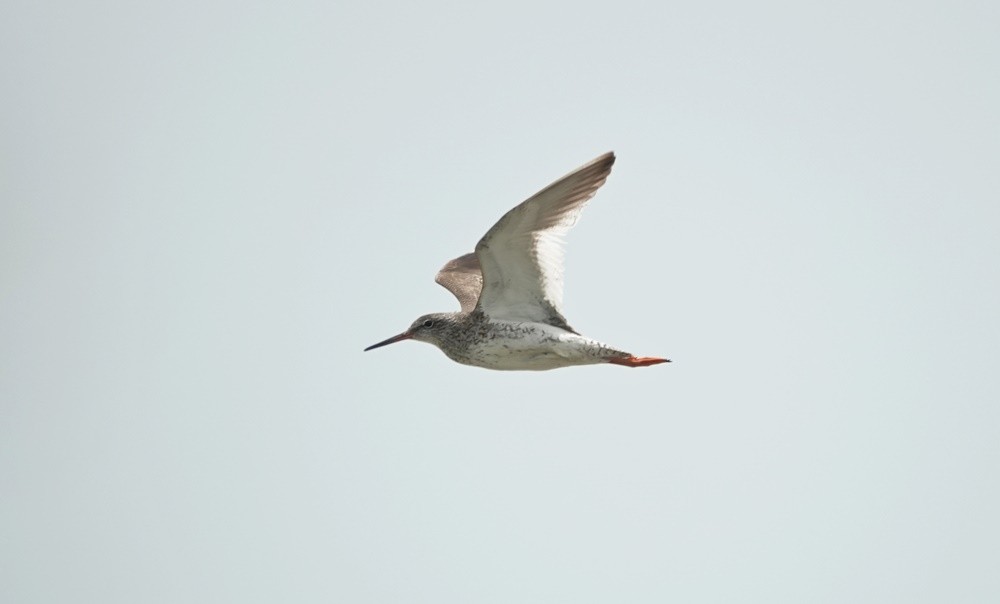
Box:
363;332;413;351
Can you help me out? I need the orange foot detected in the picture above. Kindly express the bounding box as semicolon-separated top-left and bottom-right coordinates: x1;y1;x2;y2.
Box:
607;356;671;368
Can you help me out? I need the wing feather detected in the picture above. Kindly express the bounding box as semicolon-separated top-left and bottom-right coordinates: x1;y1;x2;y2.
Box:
473;152;615;329
434;253;483;313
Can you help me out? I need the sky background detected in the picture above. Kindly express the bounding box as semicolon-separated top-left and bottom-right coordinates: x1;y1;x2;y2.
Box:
2;1;999;602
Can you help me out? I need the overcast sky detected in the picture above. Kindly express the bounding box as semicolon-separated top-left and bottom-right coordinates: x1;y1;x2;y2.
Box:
2;1;999;602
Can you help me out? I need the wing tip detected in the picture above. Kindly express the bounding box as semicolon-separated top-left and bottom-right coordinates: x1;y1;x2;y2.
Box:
594;150;616;168
586;151;616;181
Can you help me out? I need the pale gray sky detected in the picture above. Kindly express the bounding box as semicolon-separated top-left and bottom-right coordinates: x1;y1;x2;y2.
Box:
2;1;999;602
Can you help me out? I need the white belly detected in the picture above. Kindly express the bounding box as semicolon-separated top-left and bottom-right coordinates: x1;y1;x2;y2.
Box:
447;321;626;371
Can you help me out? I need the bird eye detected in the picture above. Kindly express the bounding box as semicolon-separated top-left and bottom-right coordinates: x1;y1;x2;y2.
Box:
422;319;434;328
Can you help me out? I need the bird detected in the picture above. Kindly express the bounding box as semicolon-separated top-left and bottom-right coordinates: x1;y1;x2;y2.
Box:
364;152;670;371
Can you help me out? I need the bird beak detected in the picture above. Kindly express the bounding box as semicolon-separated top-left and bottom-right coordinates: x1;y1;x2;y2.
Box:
364;331;413;351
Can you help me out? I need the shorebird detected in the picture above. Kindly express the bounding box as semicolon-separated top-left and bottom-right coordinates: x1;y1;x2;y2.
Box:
364;152;670;370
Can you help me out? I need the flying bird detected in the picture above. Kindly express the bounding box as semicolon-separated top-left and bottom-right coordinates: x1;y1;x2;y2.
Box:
364;152;670;370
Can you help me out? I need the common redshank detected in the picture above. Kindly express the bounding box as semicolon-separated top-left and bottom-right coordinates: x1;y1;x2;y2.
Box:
364;152;670;370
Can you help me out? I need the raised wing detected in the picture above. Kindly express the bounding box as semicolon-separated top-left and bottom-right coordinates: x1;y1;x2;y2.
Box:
434;253;483;313
473;152;615;330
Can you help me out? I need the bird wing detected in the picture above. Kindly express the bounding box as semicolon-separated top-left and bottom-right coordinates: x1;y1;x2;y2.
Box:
473;152;615;330
434;252;483;313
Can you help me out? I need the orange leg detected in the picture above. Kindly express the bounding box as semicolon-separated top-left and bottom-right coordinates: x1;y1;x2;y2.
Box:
607;356;671;368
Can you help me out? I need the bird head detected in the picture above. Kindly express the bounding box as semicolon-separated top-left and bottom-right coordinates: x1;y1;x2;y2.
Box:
364;313;457;351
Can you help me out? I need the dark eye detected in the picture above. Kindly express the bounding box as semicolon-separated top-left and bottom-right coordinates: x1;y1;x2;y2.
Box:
422;319;434;328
